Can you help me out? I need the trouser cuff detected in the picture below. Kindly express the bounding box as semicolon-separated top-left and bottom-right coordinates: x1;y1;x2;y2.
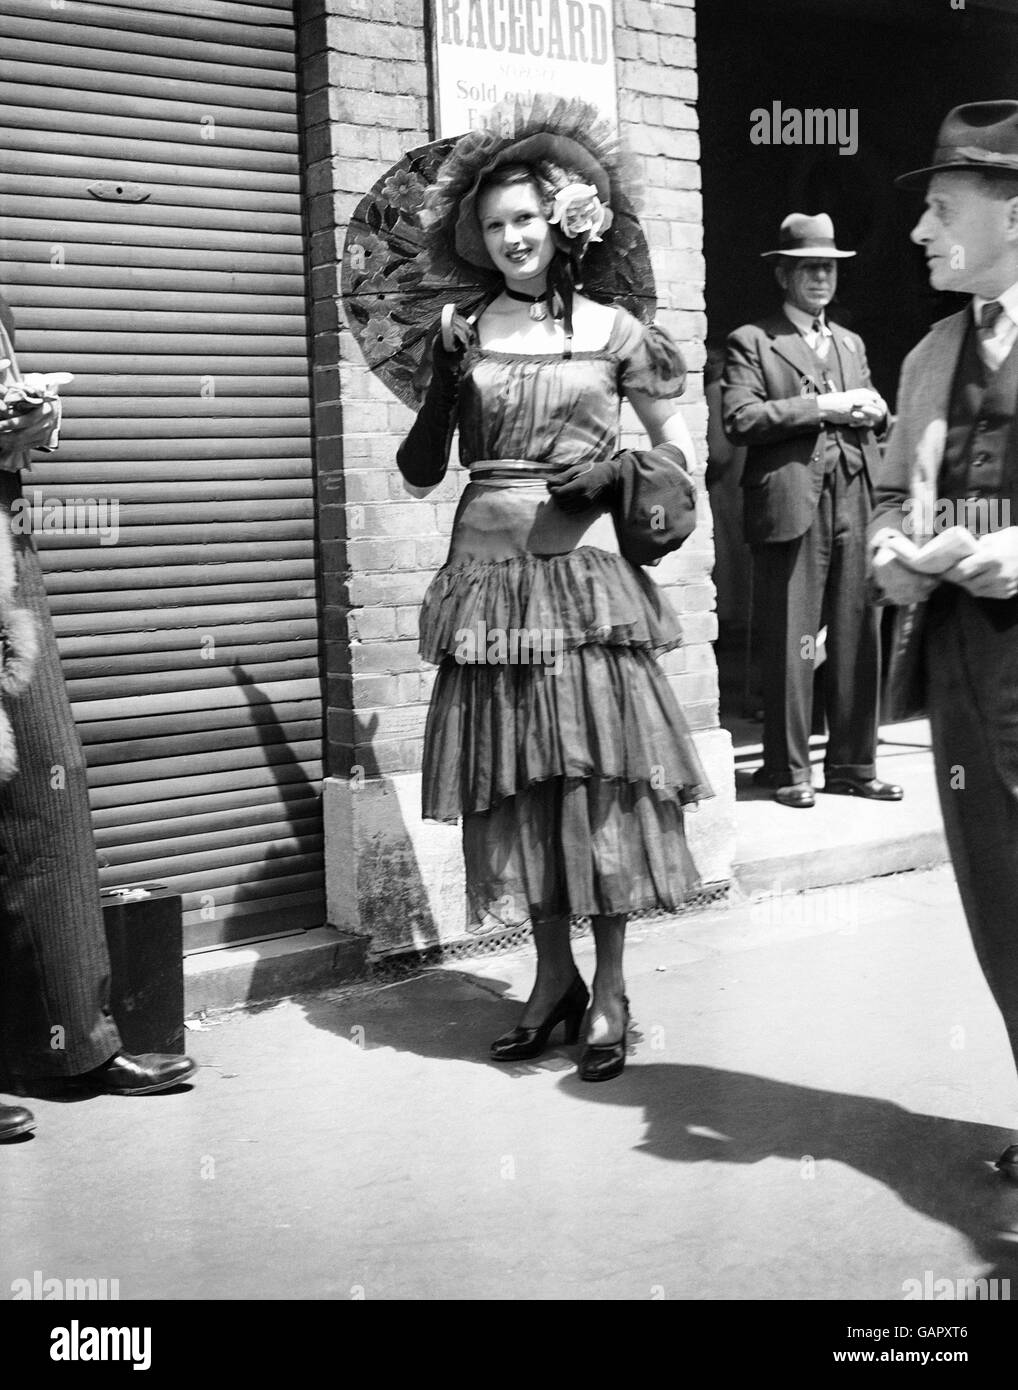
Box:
824;763;876;780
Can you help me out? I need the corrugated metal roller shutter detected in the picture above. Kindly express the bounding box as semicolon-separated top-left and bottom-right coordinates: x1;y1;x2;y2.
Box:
0;0;326;951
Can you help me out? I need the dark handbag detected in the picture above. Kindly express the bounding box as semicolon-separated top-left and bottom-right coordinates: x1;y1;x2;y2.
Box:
611;442;698;567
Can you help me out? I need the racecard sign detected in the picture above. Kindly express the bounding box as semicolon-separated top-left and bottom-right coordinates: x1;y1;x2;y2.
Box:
431;0;618;135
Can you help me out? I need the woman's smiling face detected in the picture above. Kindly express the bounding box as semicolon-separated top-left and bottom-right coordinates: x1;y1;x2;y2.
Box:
478;179;556;287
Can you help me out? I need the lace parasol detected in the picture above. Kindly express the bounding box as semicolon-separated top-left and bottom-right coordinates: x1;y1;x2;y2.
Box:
340;98;659;410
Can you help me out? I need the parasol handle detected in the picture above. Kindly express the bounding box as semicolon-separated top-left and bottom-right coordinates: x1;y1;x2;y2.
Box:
440;303;458;354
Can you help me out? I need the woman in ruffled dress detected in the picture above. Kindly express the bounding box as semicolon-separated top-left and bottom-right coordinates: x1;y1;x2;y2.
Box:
397;100;712;1081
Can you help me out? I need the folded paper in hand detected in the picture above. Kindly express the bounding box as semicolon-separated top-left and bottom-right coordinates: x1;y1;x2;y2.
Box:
883;526;979;575
0;372;72;468
0;371;73;419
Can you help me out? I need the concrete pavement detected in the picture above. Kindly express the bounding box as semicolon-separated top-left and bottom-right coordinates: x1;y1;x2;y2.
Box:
3;863;1018;1301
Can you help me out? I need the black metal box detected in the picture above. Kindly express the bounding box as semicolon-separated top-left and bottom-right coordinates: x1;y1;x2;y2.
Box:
101;885;185;1055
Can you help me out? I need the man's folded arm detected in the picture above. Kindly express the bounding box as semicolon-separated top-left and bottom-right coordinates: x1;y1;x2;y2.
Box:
721;330;822;445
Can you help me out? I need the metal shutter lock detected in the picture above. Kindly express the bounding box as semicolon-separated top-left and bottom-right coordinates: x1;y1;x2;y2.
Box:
88;181;150;203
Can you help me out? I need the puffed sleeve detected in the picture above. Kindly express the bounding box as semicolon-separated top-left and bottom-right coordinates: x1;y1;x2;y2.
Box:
617;313;687;399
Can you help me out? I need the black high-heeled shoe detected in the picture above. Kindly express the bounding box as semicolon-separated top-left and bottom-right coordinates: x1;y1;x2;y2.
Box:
490;975;589;1062
577;998;631;1083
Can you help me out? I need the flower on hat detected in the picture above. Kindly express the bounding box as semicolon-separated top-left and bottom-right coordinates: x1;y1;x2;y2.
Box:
548;183;614;243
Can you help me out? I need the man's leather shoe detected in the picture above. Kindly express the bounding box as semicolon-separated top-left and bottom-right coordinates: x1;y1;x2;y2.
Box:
823;775;903;801
995;1144;1018;1183
80;1052;197;1096
753;768;814;805
774;784;815;809
0;1101;35;1140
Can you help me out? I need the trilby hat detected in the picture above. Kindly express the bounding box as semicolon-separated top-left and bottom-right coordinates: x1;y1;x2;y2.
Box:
760;212;856;260
896;100;1018;188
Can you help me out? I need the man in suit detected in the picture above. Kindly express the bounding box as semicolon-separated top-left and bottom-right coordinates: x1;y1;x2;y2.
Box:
722;214;902;808
869;102;1018;1181
0;293;196;1141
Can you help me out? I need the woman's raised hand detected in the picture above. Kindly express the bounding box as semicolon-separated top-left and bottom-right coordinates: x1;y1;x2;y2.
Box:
431;308;475;398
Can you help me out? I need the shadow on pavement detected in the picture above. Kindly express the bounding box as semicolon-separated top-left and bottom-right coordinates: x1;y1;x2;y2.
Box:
298;966;562;1071
298;969;1018;1290
5;1077;197;1103
564;1061;1018;1294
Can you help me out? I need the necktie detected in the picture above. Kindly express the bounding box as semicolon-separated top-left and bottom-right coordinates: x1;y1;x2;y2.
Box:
978;300;1005;370
811;317;830;361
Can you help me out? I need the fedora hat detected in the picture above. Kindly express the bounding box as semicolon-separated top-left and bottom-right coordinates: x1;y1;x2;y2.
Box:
896;100;1018;188
760;212;856;259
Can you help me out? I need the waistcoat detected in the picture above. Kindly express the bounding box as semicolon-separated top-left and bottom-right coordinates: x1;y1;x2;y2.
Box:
810;337;866;477
938;315;1018;507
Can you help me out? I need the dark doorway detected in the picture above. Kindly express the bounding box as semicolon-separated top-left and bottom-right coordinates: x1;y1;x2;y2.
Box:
695;0;1018;741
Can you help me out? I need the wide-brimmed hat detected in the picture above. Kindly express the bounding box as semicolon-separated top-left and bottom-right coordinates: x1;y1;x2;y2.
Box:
760;212;856;260
425;95;637;280
454;134;612;270
896;100;1018;188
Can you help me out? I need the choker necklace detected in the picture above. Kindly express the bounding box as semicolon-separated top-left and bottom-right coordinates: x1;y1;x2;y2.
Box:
504;285;549;322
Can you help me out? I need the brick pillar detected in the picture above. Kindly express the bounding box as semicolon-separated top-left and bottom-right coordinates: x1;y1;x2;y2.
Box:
299;0;468;952
300;0;734;956
616;0;736;883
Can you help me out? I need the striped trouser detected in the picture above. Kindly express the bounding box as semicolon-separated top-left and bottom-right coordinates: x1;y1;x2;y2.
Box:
0;469;120;1078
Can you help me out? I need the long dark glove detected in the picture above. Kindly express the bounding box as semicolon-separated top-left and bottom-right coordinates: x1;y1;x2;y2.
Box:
396;318;471;488
546;455;621;513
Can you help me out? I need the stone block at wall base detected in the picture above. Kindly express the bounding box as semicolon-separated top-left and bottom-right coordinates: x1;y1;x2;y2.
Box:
682;726;736;888
324;773;468;955
323;726;735;956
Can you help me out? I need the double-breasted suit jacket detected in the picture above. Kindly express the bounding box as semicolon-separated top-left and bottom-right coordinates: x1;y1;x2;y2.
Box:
723;311;884;545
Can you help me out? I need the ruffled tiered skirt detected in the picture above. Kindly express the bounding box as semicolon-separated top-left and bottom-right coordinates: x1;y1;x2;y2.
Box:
419;477;712;929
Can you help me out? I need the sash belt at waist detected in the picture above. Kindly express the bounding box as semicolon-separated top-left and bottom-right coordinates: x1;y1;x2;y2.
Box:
448;460;620;561
467;458;558;485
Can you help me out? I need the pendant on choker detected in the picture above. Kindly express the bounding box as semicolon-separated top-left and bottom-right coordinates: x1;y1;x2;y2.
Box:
505;286;549;322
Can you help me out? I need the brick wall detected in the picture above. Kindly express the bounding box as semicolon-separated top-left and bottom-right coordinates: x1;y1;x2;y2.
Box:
299;0;443;786
615;0;717;731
